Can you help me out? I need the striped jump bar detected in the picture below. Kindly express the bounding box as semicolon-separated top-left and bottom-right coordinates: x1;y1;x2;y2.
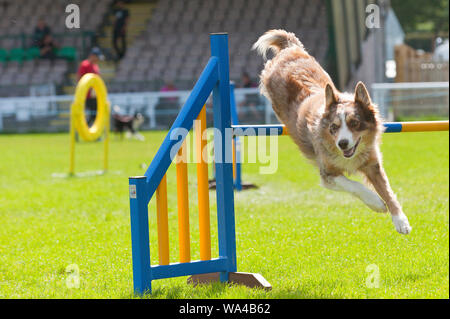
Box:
232;121;449;136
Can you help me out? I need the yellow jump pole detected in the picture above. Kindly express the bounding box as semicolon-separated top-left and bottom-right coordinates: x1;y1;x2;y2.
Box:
176;140;191;263
69;117;76;175
156;174;170;265
103;102;110;172
196;106;211;261
400;120;449;132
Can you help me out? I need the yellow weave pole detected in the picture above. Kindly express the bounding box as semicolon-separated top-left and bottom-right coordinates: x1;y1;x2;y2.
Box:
69;73;110;174
156;174;170;265
401;120;449;132
176;140;191;263
196;106;211;261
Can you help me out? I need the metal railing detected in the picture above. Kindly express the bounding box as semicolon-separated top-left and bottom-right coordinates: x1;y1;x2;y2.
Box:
1;83;449;133
371;82;449;120
0;87;276;133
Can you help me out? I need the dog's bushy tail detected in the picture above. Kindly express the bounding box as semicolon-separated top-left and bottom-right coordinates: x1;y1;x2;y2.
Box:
252;29;304;60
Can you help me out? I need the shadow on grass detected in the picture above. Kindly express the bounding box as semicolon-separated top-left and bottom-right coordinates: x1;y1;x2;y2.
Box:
403;272;429;282
126;281;228;299
51;170;123;179
126;280;345;299
266;287;345;299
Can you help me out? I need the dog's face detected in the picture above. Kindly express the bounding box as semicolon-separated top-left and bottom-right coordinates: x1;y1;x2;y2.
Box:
133;113;145;128
321;82;380;159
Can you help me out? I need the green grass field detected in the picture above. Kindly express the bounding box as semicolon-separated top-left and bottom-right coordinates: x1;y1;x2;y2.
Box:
0;131;448;298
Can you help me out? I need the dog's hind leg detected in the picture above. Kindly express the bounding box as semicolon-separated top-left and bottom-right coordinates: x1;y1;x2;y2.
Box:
320;173;387;213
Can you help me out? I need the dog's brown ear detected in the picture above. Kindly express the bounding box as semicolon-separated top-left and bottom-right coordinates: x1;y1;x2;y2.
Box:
325;84;337;110
355;81;378;123
354;81;371;107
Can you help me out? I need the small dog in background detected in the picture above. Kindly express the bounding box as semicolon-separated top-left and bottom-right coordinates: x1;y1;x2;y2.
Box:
112;105;145;141
253;29;411;234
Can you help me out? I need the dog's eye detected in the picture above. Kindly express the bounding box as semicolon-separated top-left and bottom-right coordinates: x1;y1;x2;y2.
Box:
330;123;339;133
348;119;359;128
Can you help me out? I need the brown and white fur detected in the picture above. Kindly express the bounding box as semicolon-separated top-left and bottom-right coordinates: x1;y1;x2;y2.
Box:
253;30;411;234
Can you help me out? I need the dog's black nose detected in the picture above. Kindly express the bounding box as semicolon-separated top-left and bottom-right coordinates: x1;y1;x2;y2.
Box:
338;139;349;150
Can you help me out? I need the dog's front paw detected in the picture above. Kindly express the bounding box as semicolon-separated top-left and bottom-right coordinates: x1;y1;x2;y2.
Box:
363;191;387;213
392;213;412;235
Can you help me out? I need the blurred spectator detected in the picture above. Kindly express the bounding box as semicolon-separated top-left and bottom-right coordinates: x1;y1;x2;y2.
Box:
160;80;177;93
33;19;51;47
239;72;262;123
240;72;257;88
160;80;178;99
112;0;129;60
77;47;104;126
39;34;58;60
156;79;179;125
433;38;449;61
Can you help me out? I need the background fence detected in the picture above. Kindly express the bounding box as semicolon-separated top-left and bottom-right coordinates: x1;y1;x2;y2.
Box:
372;82;449;121
395;44;449;83
0;88;274;133
1;84;449;133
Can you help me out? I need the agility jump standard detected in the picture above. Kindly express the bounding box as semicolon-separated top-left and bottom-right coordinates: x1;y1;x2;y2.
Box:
69;73;110;175
128;33;271;295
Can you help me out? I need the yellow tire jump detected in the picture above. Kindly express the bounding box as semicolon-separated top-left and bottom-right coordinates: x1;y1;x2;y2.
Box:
69;73;110;175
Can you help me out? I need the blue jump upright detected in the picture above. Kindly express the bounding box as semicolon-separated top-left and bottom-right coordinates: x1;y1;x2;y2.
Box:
230;83;242;191
128;33;271;295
